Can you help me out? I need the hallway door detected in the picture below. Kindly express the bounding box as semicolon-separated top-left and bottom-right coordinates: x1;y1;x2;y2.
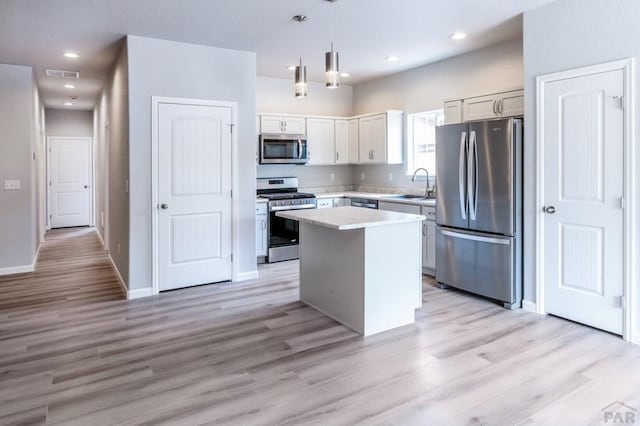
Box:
156;101;233;291
49;137;92;228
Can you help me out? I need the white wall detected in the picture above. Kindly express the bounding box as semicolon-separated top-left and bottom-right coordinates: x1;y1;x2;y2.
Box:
256;76;355;189
0;64;39;271
351;39;523;190
523;0;640;337
126;35;257;290
45;109;93;137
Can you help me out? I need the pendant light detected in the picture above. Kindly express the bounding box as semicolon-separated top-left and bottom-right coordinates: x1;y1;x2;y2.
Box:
293;15;308;98
325;0;340;89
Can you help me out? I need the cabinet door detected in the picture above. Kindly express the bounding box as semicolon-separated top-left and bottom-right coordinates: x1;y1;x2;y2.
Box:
498;89;524;117
369;114;387;163
423;220;436;271
334;120;349;164
358;117;373;163
306;118;335;165
444;100;463;124
348;119;359;163
463;94;498;121
282;116;306;134
260;116;283;134
256;214;267;257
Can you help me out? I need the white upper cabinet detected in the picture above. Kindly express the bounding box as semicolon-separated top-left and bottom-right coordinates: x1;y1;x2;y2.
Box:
450;89;524;123
260;115;306;134
358;111;403;164
334;120;349;164
443;100;463;124
498;89;524;118
306;118;335;165
348;119;359;164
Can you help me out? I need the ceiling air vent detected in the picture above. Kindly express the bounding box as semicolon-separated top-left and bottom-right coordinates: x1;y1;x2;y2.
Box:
45;69;80;79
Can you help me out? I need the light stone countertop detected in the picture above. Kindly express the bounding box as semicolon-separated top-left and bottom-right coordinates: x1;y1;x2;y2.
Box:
313;191;436;207
276;206;426;231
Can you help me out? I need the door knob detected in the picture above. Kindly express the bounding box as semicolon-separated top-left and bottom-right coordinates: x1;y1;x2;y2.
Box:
543;206;556;214
84;185;88;189
160;203;169;210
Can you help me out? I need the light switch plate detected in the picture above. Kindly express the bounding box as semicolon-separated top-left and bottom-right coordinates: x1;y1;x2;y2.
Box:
4;180;21;190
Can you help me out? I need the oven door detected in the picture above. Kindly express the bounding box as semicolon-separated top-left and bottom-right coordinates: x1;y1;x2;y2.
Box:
267;209;300;262
260;134;308;164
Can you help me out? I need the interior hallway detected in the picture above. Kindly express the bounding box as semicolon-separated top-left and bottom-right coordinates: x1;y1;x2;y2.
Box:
0;228;124;313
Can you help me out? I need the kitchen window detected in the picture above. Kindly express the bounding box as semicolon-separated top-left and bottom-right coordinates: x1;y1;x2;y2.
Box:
406;109;444;179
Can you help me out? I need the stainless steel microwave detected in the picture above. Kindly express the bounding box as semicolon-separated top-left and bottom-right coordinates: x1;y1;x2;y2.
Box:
259;134;308;164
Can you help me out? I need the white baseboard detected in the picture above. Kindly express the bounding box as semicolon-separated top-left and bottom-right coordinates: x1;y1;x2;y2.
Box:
631;332;640;345
235;270;259;281
0;263;34;276
108;254;128;298
0;245;40;276
128;288;154;299
96;230;105;248
522;300;538;313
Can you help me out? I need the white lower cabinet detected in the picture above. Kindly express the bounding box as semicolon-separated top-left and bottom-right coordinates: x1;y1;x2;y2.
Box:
256;202;268;257
422;206;436;275
378;201;436;275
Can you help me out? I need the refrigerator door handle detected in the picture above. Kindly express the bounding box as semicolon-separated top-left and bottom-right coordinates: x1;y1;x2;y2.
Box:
441;229;510;246
458;131;468;220
468;130;478;220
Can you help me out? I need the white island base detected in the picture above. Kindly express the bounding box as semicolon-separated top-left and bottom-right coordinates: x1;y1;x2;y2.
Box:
278;207;424;337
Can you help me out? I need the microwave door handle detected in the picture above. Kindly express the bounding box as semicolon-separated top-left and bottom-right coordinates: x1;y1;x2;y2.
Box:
298;137;302;159
458;131;467;220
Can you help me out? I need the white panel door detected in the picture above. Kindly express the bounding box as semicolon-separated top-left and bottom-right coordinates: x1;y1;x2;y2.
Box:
306;118;335;165
542;69;624;334
158;103;233;291
334;119;349;164
50;137;91;228
348;119;359;163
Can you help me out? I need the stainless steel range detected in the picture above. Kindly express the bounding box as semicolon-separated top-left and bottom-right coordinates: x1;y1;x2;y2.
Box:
257;177;316;263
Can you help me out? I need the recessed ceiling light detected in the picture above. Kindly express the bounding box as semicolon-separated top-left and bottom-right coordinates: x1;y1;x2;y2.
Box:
340;72;350;78
64;52;79;59
450;32;467;40
63;102;73;106
286;65;296;71
64;84;76;89
385;55;400;62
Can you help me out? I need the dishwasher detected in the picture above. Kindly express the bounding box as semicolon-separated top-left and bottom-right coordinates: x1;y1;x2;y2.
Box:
350;197;378;209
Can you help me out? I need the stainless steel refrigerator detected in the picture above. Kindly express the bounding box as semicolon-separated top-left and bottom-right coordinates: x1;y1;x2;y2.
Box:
435;118;522;309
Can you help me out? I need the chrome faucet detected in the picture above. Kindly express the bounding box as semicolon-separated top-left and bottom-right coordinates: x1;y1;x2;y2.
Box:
411;167;432;198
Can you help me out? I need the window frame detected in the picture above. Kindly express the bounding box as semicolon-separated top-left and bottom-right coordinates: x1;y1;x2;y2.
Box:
405;109;444;180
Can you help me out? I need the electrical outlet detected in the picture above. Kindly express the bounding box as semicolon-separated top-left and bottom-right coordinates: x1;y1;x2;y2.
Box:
360;172;365;181
330;173;335;181
124;180;129;193
100;211;104;228
3;180;21;190
388;173;393;181
117;243;121;255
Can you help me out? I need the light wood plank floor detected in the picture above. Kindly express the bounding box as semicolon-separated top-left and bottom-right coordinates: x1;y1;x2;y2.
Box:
0;228;638;425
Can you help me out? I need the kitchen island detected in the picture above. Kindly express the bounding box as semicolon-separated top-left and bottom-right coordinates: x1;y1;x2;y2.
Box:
277;206;425;336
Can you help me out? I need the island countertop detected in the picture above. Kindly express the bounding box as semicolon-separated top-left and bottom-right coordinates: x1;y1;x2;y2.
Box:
276;206;426;231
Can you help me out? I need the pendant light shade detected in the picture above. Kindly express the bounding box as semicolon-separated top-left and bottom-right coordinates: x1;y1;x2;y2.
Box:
325;0;340;89
293;15;308;98
295;57;308;98
325;42;340;89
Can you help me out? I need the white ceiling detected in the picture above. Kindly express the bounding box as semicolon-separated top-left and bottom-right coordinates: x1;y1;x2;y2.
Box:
0;0;556;111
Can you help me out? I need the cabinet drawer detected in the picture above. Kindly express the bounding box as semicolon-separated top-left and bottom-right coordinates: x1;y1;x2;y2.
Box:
316;198;334;209
422;206;436;221
256;202;267;215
